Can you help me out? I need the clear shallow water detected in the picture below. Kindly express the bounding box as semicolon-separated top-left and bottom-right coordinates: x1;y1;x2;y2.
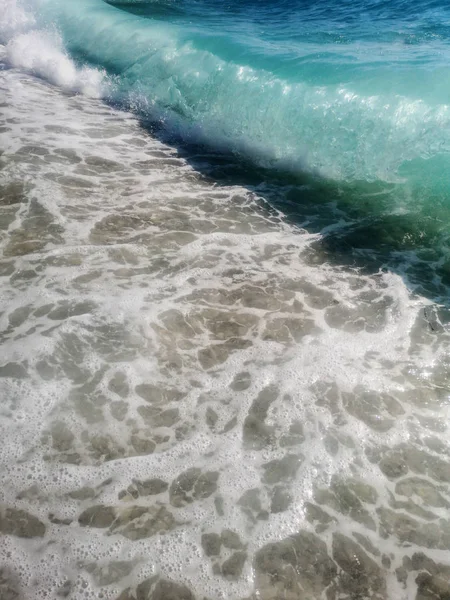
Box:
1;0;450;599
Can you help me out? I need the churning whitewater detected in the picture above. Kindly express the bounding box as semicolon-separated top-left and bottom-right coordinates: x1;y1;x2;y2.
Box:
1;0;450;599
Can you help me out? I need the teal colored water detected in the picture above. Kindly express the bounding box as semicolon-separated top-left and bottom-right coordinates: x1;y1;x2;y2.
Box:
29;0;450;183
3;0;450;295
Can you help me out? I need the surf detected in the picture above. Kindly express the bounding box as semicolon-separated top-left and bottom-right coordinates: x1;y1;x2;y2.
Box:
3;0;450;185
2;2;450;599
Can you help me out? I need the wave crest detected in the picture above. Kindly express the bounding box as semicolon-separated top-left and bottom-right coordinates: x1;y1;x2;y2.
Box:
1;0;105;97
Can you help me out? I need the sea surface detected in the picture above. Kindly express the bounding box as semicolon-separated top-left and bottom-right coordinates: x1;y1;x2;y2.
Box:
1;0;450;598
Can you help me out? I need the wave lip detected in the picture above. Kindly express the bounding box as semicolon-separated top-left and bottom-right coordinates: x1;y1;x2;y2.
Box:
1;0;106;97
6;29;105;96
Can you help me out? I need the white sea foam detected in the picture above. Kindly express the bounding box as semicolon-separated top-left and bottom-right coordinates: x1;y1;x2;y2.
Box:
1;0;450;593
0;0;105;97
1;64;450;600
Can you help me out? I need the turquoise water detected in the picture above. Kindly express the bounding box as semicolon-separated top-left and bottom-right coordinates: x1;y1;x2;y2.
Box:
6;0;445;298
35;0;450;182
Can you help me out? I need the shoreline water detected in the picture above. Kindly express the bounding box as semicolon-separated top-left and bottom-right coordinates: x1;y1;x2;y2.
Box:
2;62;450;600
2;0;450;597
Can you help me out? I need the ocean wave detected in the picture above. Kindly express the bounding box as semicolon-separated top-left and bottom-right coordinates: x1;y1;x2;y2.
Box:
2;0;450;185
